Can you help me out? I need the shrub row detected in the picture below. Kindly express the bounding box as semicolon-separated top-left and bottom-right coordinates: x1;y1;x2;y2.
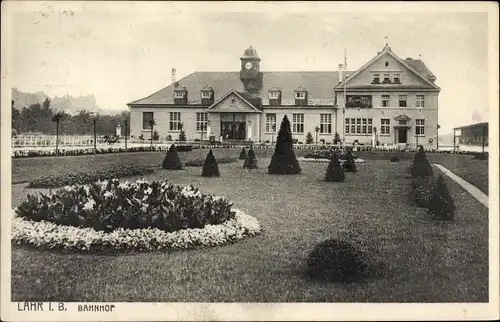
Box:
12;145;193;158
184;157;238;167
16;179;235;233
27;164;154;188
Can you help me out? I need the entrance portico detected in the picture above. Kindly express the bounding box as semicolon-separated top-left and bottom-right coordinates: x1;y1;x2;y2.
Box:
207;90;262;141
393;114;412;145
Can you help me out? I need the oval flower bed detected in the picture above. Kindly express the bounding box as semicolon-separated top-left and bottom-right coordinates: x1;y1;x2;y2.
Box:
12;179;261;251
27;164;154;188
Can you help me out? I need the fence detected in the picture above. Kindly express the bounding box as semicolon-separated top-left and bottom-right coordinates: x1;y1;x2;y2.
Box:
12;135;107;147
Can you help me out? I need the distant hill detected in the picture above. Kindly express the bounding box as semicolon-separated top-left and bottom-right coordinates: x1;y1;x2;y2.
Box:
12;88;112;115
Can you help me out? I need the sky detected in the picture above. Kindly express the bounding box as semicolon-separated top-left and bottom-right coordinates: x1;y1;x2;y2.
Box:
6;2;494;134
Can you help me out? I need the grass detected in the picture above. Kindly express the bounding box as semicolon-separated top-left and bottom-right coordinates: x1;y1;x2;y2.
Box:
11;153;488;302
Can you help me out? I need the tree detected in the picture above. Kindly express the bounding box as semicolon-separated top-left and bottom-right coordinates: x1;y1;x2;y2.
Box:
411;146;433;178
305;131;314;144
325;152;345;182
268;115;301;174
243;146;258;169
202;149;220;177
162;144;183;170
239;147;247;160
427;175;455;220
178;123;187;142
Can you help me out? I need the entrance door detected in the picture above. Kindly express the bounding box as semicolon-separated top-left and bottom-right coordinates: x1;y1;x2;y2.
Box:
220;113;246;140
398;128;407;143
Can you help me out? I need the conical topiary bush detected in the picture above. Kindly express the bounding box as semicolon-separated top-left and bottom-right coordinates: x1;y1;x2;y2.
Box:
267;115;301;174
411;146;433;178
162;144;183;170
306;238;367;283
202;149;220;177
342;149;357;172
243;147;258;169
239;147;247;160
427;174;455;220
325;152;345;182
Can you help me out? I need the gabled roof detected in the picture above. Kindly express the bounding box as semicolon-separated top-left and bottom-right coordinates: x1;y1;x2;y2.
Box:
334;45;440;90
207;89;262;112
128;71;352;106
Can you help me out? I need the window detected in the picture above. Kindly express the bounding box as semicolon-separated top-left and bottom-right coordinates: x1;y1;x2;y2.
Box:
266;114;276;133
381;119;390;135
201;91;211;99
416;95;425;108
372;73;380;84
416;119;425;135
269;92;279;99
196;112;207;132
383;74;391;83
345;118;372;135
320;114;332;134
398;95;407;107
295;92;306;99
292;114;304;133
169;112;181;131
174;91;184;99
393;74;401;84
142;112;154;130
382;95;390;107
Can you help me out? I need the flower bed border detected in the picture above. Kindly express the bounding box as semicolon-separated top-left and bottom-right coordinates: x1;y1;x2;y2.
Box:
298;157;366;163
11;208;261;252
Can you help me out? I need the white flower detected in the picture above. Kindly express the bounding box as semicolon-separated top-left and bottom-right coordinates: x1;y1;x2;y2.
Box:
104;191;113;199
141;203;149;212
118;182;130;189
144;187;153;195
136;179;147;185
83;199;96;211
64;185;74;192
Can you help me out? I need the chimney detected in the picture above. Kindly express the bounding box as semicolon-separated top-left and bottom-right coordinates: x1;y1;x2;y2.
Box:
338;64;344;83
171;68;176;84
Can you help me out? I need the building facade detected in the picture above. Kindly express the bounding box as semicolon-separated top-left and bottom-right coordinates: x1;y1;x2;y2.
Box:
128;44;440;149
456;122;488;152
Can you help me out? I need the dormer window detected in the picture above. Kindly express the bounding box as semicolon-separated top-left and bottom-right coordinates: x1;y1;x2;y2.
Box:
200;87;214;105
174;91;184;99
372;74;380;84
393;74;401;84
201;91;211;99
269;91;279;99
173;85;188;104
295;92;306;99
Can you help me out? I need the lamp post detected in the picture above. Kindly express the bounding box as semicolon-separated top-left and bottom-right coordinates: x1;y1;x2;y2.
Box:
315;126;320;145
124;119;128;151
149;119;156;149
436;124;440;151
51;112;63;156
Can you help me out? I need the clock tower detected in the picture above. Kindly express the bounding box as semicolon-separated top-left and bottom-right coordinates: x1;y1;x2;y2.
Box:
239;46;263;100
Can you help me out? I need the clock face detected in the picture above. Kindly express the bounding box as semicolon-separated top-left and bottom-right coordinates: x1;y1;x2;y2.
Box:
245;62;253;70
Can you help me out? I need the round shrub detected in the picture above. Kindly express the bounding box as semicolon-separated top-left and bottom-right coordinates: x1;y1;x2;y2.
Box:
243;147;258;169
325;153;345;182
239;148;247;160
428;175;455;221
202;149;220;177
162;144;183;170
411;158;433;178
306;238;367;283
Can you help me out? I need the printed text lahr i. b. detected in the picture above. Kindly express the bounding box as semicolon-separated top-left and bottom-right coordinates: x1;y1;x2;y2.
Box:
17;302;67;311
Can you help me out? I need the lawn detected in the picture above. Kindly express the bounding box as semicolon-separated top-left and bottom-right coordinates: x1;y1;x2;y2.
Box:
10;153;488;302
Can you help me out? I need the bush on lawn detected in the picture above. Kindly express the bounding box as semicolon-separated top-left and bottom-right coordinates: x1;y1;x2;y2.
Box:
27;165;154;188
411;147;433;178
412;176;437;208
202;149;220;177
390;156;400;162
325;152;345;182
268;115;301;174
16;179;235;233
162;144;183;170
306;238;367;283
342;149;357;172
333;132;341;145
474;153;488;160
427;175;455;221
243;147;258;169
239;148;247;160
